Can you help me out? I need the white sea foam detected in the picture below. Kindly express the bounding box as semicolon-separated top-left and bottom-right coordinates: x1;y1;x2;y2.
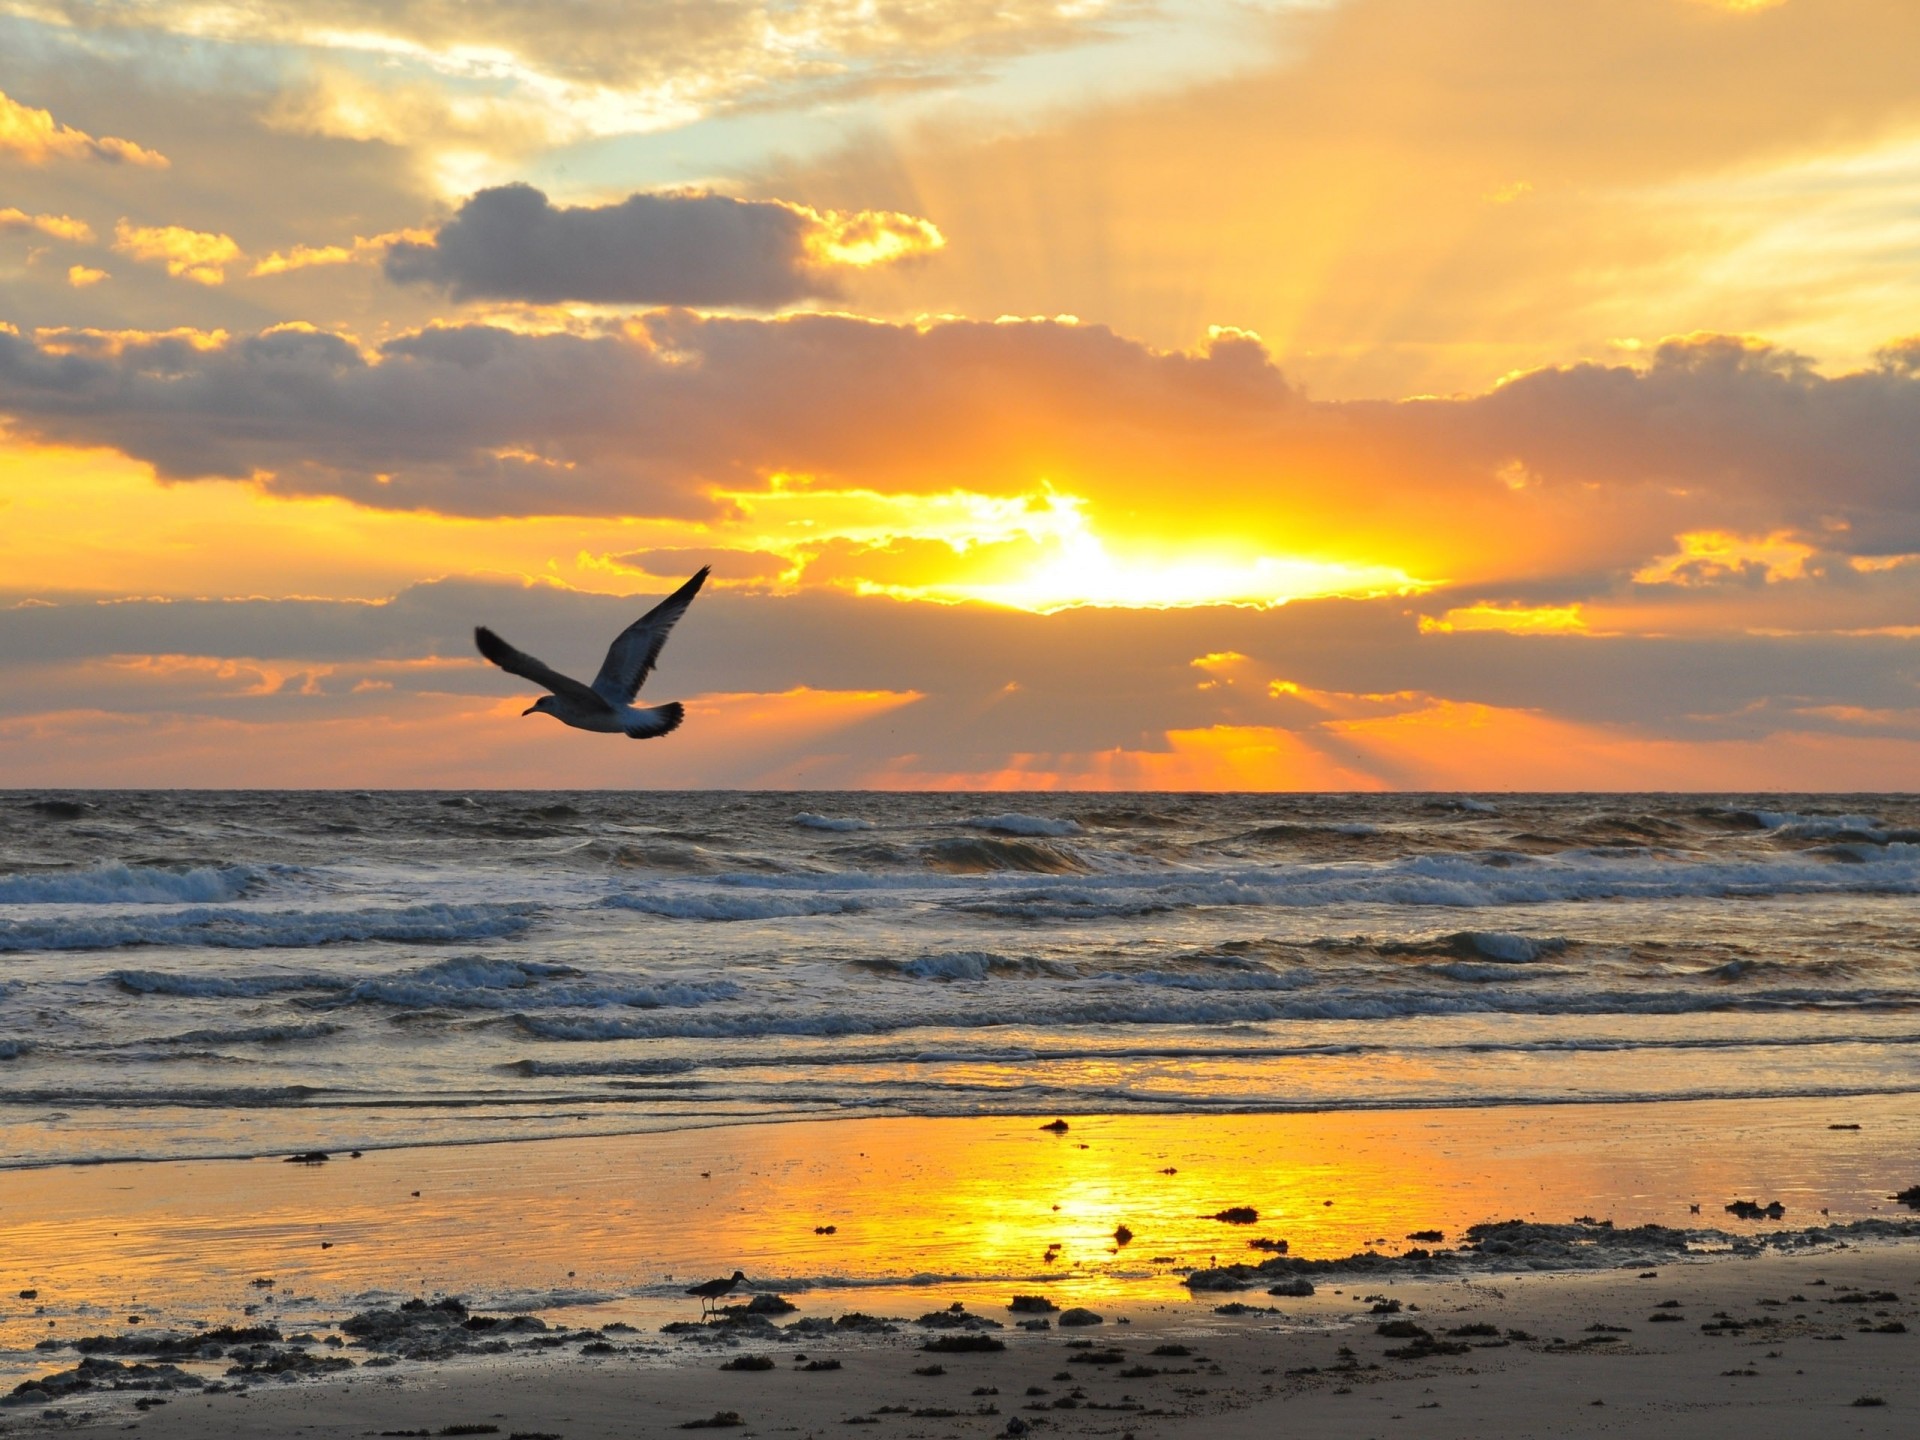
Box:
0;861;262;905
965;813;1083;837
793;813;877;832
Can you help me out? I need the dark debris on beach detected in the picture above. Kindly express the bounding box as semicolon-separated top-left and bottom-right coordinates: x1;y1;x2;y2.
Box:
1182;1215;1920;1291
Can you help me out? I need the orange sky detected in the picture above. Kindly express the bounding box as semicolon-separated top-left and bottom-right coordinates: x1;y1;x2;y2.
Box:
2;0;1918;788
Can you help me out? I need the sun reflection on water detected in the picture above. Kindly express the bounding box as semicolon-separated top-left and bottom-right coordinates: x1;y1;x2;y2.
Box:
2;1097;1915;1382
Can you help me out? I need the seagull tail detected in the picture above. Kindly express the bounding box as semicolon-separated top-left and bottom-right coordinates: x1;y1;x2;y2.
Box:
625;701;684;740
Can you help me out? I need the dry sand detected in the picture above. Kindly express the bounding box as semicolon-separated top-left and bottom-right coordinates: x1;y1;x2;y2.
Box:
9;1246;1918;1439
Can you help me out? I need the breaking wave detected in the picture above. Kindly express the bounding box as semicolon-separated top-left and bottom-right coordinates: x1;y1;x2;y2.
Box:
964;813;1083;837
1;902;536;953
793;813;877;832
0;861;264;905
602;892;869;921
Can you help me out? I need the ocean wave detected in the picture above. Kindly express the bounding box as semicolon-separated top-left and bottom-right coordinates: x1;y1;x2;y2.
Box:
1236;822;1381;845
1420;961;1557;983
793;813;877;832
504;1057;700;1077
0;861;263;905
508;983;1920;1042
1;1084;331;1109
515;1028;1920;1073
1750;810;1886;835
1101;966;1315;993
924;837;1090;874
942;847;1920;917
2;902;536;953
964;813;1083;837
1379;931;1569;963
578;839;727;871
154;1022;344;1046
1705;808;1920;844
602;892;869;921
1077;807;1188;829
861;951;1077;982
344;957;737;1012
114;969;340;997
108;956;737;1013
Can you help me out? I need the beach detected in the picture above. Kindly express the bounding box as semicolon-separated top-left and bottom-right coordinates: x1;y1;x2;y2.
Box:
33;1248;1920;1440
5;1103;1920;1435
5;792;1920;1433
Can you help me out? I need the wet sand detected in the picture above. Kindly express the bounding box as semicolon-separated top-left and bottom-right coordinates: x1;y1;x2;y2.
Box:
5;1100;1920;1435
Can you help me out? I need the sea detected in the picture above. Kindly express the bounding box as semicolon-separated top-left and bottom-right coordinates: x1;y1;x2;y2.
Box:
4;790;1919;1171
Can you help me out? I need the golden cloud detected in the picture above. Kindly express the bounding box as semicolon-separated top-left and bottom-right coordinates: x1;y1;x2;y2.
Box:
0;207;96;243
0;88;168;167
249;229;433;278
112;221;243;284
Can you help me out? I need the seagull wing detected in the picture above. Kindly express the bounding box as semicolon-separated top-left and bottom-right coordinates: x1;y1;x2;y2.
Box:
474;627;608;711
590;567;710;707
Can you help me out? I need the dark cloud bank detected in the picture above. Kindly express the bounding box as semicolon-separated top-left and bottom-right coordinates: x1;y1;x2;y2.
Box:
383;184;865;306
5;583;1917;759
1;318;1918;575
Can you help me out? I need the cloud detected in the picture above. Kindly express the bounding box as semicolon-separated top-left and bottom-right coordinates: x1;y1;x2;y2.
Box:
2;314;1919;610
0;207;94;243
19;2;1133;142
250;229;432;278
384;184;941;306
765;0;1920;396
111;220;242;284
0;87;168;167
604;546;791;582
65;265;106;287
4;580;1920;788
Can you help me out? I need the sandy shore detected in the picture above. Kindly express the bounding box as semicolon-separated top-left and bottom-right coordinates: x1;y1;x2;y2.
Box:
5;1101;1920;1436
10;1245;1918;1439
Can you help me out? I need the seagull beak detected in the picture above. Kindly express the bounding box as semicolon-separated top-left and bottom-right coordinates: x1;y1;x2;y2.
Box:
521;703;539;716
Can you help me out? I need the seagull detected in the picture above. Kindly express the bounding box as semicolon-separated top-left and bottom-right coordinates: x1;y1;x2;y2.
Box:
475;567;708;738
686;1269;748;1317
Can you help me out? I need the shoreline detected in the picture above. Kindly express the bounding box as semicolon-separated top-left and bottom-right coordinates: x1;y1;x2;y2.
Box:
5;1097;1919;1403
15;1077;1920;1175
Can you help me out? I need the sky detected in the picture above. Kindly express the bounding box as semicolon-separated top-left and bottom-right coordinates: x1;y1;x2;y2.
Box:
2;0;1919;789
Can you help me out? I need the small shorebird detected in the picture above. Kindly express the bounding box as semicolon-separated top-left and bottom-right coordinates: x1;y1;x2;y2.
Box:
687;1269;748;1317
475;567;708;739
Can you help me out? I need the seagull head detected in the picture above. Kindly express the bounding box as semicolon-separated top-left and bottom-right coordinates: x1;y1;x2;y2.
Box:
523;696;556;718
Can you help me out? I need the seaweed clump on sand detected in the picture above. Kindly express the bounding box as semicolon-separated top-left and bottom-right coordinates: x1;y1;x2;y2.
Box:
1184;1217;1698;1291
341;1297;550;1361
1183;1213;1920;1292
7;1358;204;1405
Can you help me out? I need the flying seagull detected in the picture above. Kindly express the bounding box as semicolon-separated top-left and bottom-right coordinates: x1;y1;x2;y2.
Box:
474;567;709;739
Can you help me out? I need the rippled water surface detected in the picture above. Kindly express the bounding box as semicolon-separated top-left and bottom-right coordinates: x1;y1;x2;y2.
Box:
4;790;1919;1165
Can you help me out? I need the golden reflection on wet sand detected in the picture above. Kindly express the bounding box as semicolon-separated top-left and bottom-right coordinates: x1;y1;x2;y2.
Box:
3;1095;1916;1373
